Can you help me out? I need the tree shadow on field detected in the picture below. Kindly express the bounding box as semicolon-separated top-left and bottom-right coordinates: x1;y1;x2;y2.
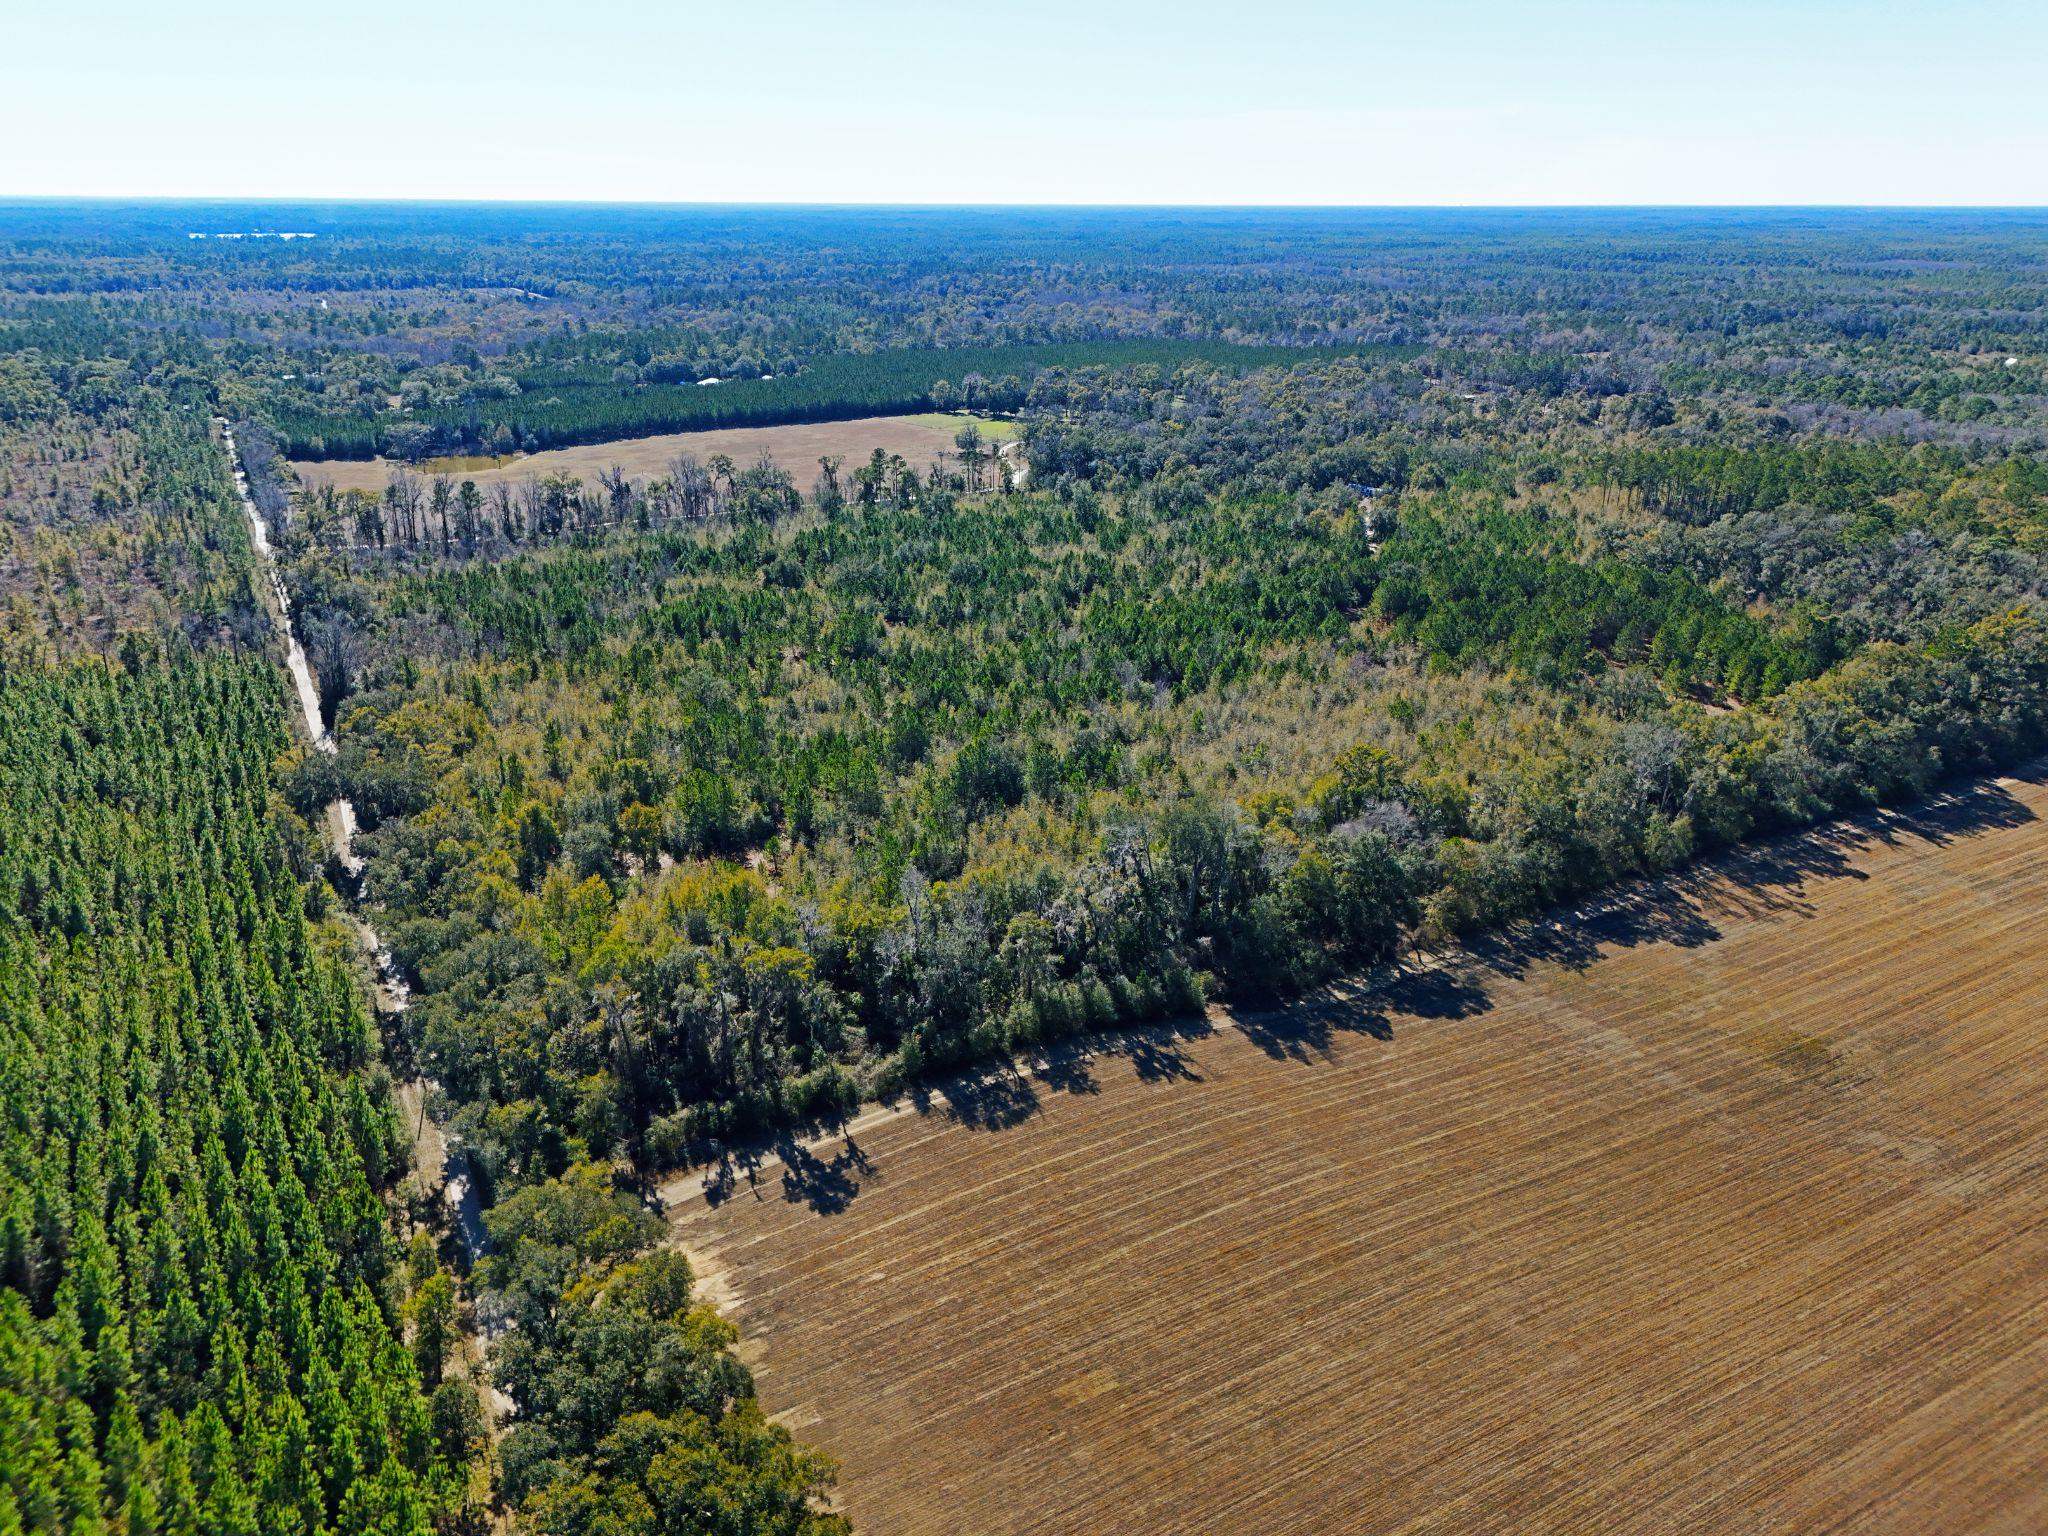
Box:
694;1018;1220;1216
909;1015;1215;1134
688;767;2042;1219
699;1131;874;1216
777;1135;869;1216
1126;1035;1198;1083
698;1144;758;1209
1234;964;1491;1061
915;1066;1042;1133
1462;882;1729;983
1036;1050;1102;1098
1460;772;2039;985
1025;1015;1213;1094
1217;767;2042;1055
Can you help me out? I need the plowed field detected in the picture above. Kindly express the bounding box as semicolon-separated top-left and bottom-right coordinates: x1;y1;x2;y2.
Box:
288;412;1012;494
665;771;2048;1535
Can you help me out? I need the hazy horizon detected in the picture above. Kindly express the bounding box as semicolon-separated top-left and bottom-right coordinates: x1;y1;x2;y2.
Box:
5;0;2045;206
6;197;2048;210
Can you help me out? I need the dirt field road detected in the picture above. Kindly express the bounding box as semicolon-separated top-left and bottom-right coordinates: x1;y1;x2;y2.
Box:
228;418;506;1423
667;771;2048;1535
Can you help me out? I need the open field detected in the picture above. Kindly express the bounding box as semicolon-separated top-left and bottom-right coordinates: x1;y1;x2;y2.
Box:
666;770;2048;1535
288;411;1017;494
267;338;1405;457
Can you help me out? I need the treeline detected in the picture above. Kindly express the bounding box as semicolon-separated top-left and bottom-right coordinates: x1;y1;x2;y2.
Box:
289;452;820;565
271;446;2048;1188
269;341;1409;460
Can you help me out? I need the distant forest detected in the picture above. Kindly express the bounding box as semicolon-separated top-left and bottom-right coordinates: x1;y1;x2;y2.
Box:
2;202;2046;1534
270;340;1416;459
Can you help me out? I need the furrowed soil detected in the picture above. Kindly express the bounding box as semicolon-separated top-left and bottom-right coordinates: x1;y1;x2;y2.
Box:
288;412;1015;494
664;770;2048;1535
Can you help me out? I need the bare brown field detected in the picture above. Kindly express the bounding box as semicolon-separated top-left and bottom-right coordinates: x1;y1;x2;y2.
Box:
288;412;1014;494
665;770;2048;1535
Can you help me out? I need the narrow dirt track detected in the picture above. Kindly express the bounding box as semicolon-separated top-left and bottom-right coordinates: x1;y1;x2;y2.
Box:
668;772;2048;1535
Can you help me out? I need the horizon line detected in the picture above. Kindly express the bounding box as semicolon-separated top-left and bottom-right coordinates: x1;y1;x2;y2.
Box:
4;196;2048;213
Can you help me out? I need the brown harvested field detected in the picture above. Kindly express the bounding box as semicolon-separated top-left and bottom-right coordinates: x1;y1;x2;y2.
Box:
287;412;1014;495
664;769;2048;1535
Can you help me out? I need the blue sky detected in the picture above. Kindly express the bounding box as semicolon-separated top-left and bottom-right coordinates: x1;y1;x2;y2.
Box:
3;0;2043;204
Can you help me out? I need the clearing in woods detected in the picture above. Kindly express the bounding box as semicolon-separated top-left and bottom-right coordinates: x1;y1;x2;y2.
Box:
287;411;1017;494
665;769;2048;1535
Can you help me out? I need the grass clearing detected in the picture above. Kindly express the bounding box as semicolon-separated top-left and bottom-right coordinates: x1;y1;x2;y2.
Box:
667;770;2048;1535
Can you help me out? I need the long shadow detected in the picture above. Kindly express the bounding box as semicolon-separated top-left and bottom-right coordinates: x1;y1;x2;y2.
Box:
777;1136;868;1215
1053;1017;1213;1085
1234;983;1391;1061
698;1141;770;1209
686;766;2042;1218
1462;882;1730;983
918;1066;1042;1133
1036;1050;1102;1098
1462;773;2039;985
1857;781;2039;847
909;1014;1217;1133
1233;962;1492;1061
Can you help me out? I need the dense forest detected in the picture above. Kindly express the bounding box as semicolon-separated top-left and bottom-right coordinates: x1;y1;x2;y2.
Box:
276;419;2047;1176
2;202;2046;1532
270;340;1413;460
0;220;854;1535
0;656;472;1535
